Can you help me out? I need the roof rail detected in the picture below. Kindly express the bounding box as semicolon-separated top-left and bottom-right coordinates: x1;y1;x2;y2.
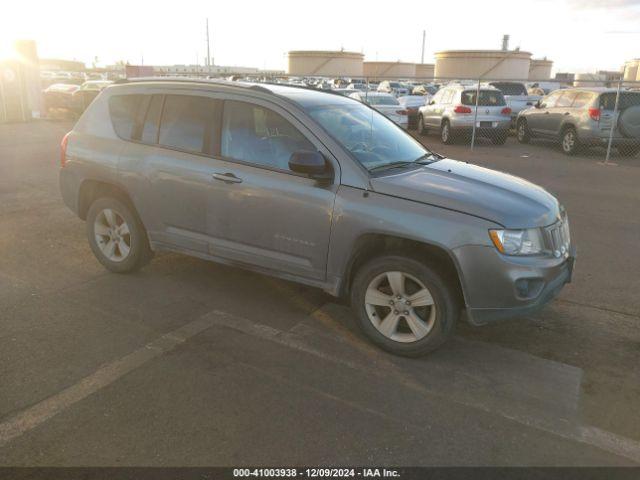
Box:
111;76;269;91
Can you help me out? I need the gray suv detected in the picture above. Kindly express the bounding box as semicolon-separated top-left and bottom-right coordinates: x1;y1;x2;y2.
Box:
417;84;512;145
516;88;640;156
59;78;575;356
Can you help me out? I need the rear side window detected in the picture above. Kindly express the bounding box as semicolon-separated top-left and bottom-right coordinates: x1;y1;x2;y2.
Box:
571;92;595;109
109;94;145;140
461;90;506;106
158;95;221;154
556;91;577;108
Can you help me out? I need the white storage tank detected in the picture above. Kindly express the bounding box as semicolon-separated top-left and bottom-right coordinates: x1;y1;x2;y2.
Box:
286;50;364;77
573;73;606;87
363;61;416;80
415;63;435;81
434;50;532;80
529;58;553;81
623;59;640;85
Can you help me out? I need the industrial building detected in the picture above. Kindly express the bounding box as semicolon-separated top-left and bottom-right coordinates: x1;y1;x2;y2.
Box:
529;58;553;81
415;63;435;80
287;50;364;77
623;59;640;84
434;49;533;80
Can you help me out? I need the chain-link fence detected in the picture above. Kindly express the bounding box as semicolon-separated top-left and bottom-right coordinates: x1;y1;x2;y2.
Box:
200;73;640;166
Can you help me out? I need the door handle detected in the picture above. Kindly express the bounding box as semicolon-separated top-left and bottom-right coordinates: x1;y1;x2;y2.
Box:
212;172;242;184
563;112;570;116
544;111;549;114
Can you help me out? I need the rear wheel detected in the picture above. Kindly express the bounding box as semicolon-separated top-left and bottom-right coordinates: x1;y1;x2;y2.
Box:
618;145;640;157
86;197;152;273
417;115;428;136
516;119;531;143
561;127;579;155
441;120;454;144
351;255;459;357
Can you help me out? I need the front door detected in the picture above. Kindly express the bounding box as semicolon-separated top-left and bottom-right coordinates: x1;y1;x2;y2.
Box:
204;98;338;281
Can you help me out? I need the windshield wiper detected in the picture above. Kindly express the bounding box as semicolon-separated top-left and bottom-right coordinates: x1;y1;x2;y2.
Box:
368;161;415;173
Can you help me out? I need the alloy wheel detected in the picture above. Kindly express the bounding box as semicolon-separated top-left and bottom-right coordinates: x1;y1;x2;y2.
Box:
364;271;436;343
94;208;131;262
562;130;575;153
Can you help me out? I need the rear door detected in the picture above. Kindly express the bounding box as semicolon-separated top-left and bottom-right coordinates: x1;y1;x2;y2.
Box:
116;92;223;253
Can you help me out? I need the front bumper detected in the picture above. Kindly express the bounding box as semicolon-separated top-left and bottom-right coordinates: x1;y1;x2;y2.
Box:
454;244;576;326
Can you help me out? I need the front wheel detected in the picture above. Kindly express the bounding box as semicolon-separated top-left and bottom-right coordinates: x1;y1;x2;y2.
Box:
417;115;428;136
350;255;459;357
517;119;530;143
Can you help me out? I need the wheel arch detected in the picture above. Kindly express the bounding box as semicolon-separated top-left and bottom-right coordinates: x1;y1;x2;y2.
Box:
339;233;467;308
77;179;139;221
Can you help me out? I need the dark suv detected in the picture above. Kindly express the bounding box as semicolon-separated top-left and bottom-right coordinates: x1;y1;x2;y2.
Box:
516;88;640;156
59;78;574;356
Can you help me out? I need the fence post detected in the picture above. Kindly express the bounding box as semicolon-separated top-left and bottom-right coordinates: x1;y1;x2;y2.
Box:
470;78;481;151
602;79;621;166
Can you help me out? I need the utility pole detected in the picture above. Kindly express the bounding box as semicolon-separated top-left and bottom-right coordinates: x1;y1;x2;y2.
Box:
206;18;211;72
421;30;426;64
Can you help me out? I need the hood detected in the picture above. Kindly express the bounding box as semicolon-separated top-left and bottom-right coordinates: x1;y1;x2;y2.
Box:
369;158;560;228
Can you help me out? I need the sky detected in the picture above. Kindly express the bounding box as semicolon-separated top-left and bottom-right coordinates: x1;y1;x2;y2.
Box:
1;0;639;73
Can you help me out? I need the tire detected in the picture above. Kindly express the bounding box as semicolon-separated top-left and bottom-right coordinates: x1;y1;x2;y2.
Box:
417;115;428;136
618;145;640;157
561;127;579;155
350;255;459;357
492;132;508;145
516;119;530;143
86;197;152;273
441;120;454;144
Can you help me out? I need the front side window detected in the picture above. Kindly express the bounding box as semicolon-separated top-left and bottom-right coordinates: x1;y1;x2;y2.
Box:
306;102;433;172
221;101;315;171
158;95;220;154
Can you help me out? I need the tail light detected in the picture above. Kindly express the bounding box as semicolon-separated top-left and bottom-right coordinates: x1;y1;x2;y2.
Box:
501;107;512;115
588;108;601;121
396;109;408;115
60;131;71;167
454;105;472;114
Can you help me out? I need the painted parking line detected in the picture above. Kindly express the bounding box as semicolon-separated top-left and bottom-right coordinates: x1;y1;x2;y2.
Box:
0;314;219;448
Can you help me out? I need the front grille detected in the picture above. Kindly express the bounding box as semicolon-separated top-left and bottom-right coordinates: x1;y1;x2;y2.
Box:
545;211;571;258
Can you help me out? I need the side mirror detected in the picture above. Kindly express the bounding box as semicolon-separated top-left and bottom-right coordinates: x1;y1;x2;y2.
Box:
429;100;436;105
289;151;332;181
535;100;542;108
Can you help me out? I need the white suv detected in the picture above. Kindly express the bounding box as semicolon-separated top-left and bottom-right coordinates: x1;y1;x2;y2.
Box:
417;84;512;145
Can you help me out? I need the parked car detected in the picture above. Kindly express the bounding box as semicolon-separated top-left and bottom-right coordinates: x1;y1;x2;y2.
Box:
72;80;113;114
516;88;640;156
43;83;80;116
412;84;438;96
397;95;428;129
417;84;511;144
60;78;574;357
377;80;409;96
349;91;408;128
489;82;541;126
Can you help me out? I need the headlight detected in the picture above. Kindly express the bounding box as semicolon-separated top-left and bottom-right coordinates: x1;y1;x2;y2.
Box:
489;228;545;256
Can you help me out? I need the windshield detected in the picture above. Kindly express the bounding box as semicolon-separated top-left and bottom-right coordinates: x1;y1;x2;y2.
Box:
366;95;399;106
306;102;434;172
490;82;528;96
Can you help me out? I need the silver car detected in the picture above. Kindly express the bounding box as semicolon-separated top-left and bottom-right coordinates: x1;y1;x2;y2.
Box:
349;91;409;128
417;84;512;144
517;88;640;156
59;78;574;357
